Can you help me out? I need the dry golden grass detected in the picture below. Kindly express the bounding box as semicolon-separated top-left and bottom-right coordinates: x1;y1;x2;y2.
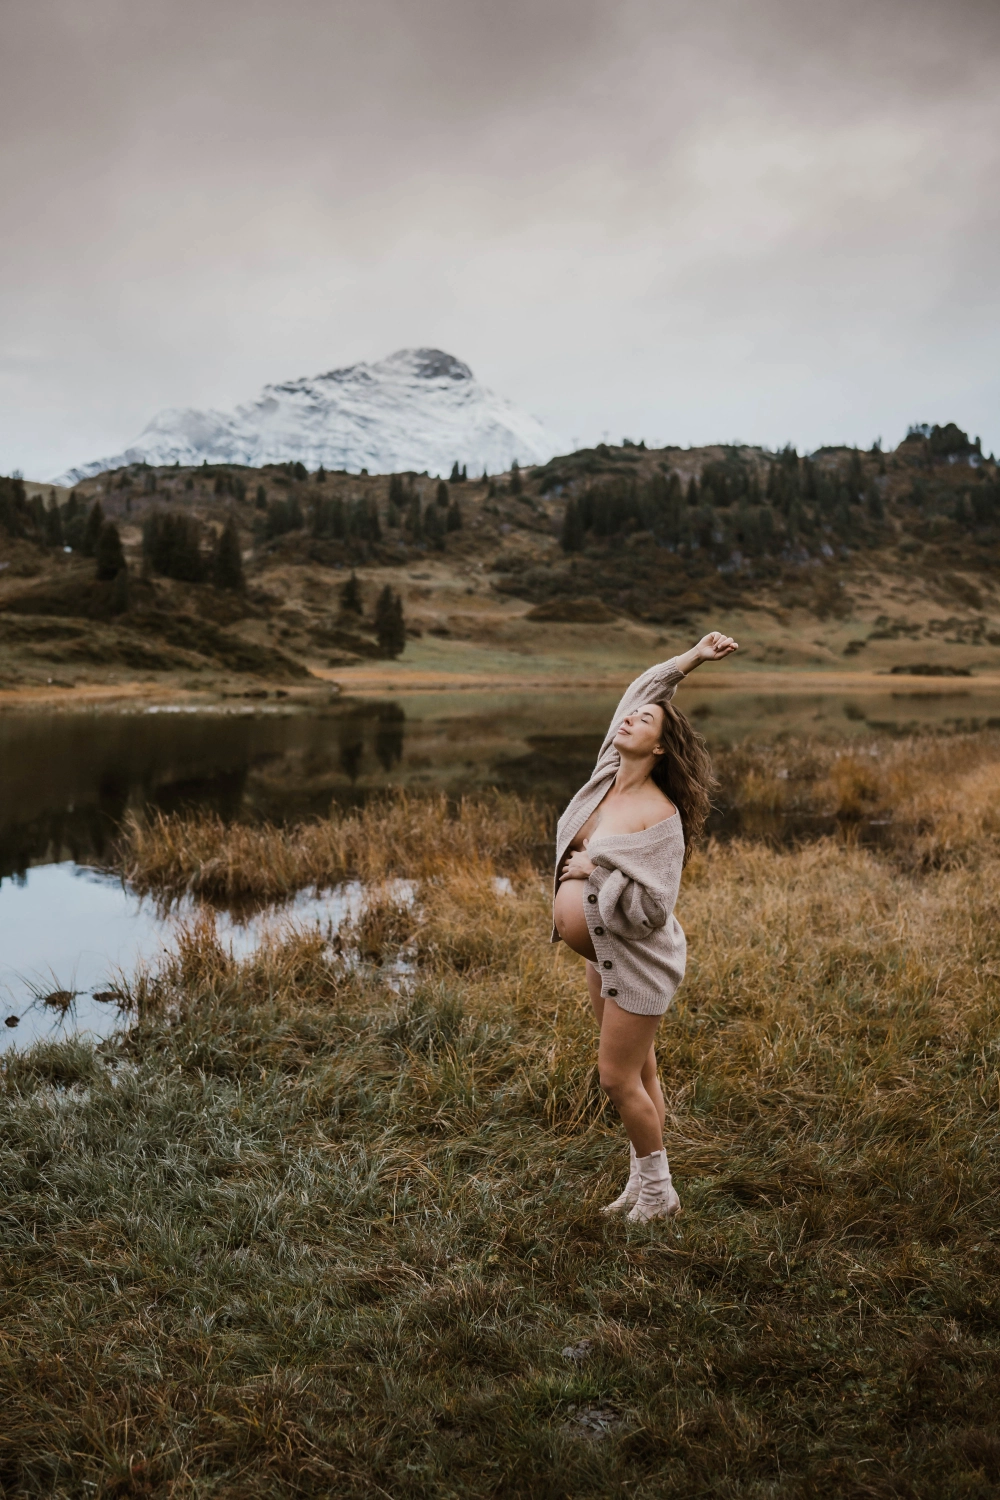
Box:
121;789;548;906
3;740;1000;1495
717;731;1000;867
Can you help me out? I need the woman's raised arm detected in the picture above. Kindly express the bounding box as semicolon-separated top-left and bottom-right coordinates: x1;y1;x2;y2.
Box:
593;632;739;769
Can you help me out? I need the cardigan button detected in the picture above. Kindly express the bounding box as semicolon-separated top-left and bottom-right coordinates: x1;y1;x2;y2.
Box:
602;960;612;970
594;926;604;936
607;988;618;997
587;894;597;904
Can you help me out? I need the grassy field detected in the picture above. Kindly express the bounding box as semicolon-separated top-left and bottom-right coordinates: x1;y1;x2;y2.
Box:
3;740;1000;1496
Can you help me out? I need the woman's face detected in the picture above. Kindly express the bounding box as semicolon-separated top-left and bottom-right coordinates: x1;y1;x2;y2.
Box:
612;701;666;759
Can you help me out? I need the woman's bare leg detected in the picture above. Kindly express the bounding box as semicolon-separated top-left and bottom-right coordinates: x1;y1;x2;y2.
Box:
592;990;664;1155
586;961;664;1134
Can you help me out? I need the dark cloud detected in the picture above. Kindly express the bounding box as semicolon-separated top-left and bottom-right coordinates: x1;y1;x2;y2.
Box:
2;0;998;475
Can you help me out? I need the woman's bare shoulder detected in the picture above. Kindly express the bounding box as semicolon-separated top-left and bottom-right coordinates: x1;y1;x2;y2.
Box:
642;782;677;826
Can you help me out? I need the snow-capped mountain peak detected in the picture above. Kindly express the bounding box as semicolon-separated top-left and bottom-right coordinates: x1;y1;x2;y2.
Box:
56;349;561;483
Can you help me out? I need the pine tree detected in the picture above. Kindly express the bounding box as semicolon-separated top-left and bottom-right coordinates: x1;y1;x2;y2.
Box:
446;499;462;532
460;464;467;482
406;494;423;538
449;462;461;482
110;564;130;615
143;510;205;581
509;459;522;496
374;585;406;658
316;465;327;483
212;515;245;591
436;480;449;508
44;494;63;547
340;571;363;613
865;480;884;522
686;477;699;507
255;484;268;510
424;504;446;550
95;520;126;580
482;468;488;483
560;497;585;553
82;500;104;557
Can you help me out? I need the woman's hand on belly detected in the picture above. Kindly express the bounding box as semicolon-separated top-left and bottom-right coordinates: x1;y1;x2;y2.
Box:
560;849;596;881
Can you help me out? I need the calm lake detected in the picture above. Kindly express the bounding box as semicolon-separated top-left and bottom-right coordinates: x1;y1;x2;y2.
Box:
3;680;1000;1050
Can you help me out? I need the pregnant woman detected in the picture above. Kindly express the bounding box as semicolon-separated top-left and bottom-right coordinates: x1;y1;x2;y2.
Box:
553;632;738;1221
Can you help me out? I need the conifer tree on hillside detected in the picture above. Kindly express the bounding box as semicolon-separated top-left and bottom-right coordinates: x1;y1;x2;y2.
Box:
44;494;63;548
316;466;327;482
82;500;105;557
374;585;406;658
686;477;699;507
460;464;467;482
95;520;126;581
446;498;462;532
560;497;584;553
436;480;449;508
212;515;245;591
482;468;488;482
449;462;460;482
143;510;205;581
0;475;28;538
865;480;884;522
340;571;363;614
110;564;130;616
406;493;423;539
424;504;446;551
509;460;522;495
255;484;268;510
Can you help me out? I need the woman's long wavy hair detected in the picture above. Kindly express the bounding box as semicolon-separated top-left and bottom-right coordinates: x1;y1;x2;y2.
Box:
649;700;717;864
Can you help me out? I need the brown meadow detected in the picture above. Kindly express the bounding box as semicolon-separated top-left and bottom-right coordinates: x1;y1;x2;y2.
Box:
2;738;1000;1496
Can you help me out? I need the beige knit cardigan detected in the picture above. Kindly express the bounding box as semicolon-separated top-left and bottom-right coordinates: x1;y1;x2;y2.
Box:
551;656;687;1016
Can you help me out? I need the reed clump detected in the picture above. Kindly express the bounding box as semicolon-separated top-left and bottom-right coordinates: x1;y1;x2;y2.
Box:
121;788;549;906
716;730;1000;866
3;738;1000;1495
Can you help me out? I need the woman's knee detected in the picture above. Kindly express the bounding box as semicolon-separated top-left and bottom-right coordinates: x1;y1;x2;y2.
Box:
598;1066;633;1101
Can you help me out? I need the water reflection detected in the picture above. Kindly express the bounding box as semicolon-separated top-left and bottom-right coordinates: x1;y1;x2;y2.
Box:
0;862;381;1053
3;683;1000;877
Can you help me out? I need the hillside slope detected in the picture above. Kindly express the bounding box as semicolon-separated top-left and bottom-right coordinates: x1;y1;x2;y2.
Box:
3;424;999;693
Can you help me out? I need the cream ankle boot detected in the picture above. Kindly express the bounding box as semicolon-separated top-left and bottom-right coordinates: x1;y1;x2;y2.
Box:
627;1149;681;1223
601;1143;640;1214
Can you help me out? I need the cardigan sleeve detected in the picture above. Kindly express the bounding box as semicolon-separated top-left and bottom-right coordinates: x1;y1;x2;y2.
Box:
592;657;685;772
588;857;671;941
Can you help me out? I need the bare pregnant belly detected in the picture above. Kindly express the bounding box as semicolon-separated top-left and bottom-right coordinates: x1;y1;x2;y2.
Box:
553;880;596;961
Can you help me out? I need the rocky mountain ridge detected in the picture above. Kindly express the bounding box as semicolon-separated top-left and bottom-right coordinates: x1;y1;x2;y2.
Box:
57;349;562;485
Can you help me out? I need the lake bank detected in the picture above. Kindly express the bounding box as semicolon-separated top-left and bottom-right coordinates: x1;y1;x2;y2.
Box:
4;660;1000;711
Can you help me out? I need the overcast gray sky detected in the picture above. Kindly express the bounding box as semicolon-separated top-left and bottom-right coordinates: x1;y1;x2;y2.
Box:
2;0;998;479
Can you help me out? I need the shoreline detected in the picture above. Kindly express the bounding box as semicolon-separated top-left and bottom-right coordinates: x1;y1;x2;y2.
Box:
3;664;1000;711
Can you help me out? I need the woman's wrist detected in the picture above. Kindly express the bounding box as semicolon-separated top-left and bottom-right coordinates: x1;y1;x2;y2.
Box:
676;646;704;675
